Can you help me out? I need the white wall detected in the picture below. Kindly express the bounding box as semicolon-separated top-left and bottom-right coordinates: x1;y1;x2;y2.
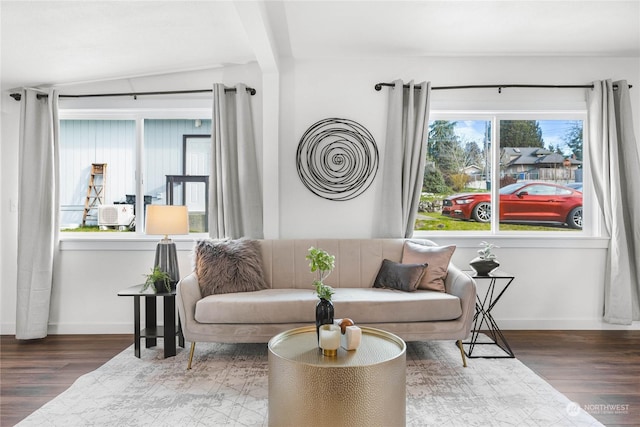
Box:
48;243;195;334
1;56;639;335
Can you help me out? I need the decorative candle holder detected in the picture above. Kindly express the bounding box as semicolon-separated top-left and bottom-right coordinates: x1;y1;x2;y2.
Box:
341;325;362;351
318;324;341;356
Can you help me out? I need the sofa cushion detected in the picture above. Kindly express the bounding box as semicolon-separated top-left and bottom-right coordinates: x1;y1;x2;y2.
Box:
194;288;462;324
195;238;268;296
333;288;462;323
402;241;456;292
195;289;317;324
373;259;427;292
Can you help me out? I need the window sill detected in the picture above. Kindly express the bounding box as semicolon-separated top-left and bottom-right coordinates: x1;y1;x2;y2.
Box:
59;232;204;251
59;232;610;251
411;231;610;249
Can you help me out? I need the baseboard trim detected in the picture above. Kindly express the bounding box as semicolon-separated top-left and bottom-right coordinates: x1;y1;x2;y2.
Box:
496;319;640;330
47;323;135;335
0;323;134;335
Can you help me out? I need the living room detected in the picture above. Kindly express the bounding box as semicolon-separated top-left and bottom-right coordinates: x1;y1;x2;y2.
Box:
1;1;639;426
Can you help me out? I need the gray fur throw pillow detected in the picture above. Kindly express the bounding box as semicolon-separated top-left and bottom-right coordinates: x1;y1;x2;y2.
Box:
194;238;267;297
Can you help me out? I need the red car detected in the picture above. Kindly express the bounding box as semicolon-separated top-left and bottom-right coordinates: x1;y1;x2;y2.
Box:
442;182;583;229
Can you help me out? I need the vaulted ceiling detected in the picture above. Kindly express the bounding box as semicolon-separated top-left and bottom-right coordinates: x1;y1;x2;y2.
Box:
2;1;639;92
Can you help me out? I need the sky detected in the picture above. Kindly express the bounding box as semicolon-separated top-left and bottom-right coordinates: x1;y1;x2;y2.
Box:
450;120;582;155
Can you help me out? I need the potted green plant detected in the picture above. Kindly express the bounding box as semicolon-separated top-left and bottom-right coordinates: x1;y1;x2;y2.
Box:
469;241;500;276
306;247;336;340
141;266;171;293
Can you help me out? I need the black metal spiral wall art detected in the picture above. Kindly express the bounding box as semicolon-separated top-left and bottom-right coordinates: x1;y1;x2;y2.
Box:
296;118;379;201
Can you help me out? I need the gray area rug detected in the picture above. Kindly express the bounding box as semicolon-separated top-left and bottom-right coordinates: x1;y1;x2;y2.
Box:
17;340;602;427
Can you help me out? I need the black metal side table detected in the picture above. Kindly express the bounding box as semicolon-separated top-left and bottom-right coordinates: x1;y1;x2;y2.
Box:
118;284;185;358
462;270;515;358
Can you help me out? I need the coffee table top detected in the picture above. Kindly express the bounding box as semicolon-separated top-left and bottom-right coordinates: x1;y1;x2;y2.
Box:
268;326;405;368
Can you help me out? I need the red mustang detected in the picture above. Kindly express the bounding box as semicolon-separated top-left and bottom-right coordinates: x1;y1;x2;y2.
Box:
442;182;583;229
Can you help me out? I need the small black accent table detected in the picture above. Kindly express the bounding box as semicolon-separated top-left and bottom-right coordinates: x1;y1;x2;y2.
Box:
462;270;515;358
118;284;185;358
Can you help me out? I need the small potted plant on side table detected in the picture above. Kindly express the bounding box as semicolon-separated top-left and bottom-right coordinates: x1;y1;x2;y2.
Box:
141;266;171;293
469;241;500;276
306;247;336;341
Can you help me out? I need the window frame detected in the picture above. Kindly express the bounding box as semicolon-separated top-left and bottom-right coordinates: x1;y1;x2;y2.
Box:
414;109;601;238
58;107;212;245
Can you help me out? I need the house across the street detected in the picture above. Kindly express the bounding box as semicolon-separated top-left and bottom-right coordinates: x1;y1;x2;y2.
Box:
500;147;582;182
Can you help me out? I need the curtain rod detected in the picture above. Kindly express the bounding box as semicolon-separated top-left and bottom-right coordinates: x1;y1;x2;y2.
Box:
9;86;257;102
374;82;632;93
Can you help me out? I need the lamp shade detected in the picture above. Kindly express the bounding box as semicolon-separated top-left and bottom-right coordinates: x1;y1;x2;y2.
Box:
145;205;189;236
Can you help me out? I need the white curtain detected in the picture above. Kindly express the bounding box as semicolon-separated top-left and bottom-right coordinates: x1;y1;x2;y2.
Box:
586;80;640;324
210;83;263;239
377;80;431;238
16;89;60;339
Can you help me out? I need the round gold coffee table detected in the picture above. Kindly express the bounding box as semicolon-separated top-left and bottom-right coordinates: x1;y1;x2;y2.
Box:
268;326;406;427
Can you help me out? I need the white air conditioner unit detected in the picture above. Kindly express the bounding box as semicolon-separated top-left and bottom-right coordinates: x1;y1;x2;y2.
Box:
98;204;134;227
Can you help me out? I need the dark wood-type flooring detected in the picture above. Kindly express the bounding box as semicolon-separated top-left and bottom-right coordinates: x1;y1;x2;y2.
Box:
1;331;639;426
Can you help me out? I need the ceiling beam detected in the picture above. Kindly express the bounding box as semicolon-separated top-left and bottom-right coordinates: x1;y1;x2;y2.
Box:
233;0;281;238
234;0;279;73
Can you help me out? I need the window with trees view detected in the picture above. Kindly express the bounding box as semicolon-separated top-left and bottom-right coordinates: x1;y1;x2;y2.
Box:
417;116;585;233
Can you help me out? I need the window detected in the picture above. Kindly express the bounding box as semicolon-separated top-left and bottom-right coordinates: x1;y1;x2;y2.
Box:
416;114;585;233
144;120;211;233
60;120;136;231
59;115;212;234
420;119;492;232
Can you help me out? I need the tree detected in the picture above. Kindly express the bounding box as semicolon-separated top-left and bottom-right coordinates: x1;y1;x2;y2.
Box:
428;120;458;162
428;120;467;176
440;141;466;173
423;163;449;194
500;120;544;148
564;121;583;161
547;144;563;154
463;141;485;170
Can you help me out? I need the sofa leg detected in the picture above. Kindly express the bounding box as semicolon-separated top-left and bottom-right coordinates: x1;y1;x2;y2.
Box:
456;340;468;368
187;342;196;370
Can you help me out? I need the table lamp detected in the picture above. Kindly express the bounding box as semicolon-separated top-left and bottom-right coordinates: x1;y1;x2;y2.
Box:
145;205;189;288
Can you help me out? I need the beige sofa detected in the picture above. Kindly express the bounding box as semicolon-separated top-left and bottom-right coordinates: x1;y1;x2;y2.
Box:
176;239;476;368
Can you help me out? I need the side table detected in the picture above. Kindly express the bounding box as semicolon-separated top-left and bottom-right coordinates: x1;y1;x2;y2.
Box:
462;270;515;358
118;284;185;358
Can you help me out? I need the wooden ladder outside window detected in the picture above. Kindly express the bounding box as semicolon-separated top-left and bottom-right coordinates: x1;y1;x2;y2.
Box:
82;163;107;226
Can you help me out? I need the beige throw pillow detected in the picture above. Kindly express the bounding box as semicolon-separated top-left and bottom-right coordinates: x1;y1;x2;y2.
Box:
401;241;456;292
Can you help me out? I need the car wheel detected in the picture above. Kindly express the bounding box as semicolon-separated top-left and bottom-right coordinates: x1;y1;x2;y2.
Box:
472;202;491;223
567;206;582;229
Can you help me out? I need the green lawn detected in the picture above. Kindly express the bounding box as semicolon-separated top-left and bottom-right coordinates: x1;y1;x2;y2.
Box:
414;212;578;232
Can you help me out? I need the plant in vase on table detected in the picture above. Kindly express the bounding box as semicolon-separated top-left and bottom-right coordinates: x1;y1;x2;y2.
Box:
141;266;171;293
469;241;500;276
306;247;336;339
